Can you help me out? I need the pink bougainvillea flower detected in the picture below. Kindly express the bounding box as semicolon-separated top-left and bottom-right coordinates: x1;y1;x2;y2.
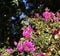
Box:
52;29;58;35
33;53;37;56
35;13;40;17
37;53;45;56
43;12;50;21
23;40;35;52
49;12;54;17
33;53;45;56
39;15;42;18
34;13;42;18
27;25;34;32
43;11;53;21
51;28;60;35
0;54;3;56
17;45;24;52
56;12;60;17
14;41;17;46
5;48;14;54
17;41;35;53
22;25;34;38
17;42;24;52
54;16;59;22
22;29;31;38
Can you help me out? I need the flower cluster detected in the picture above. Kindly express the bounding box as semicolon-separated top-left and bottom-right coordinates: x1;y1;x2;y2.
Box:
14;40;35;52
43;11;54;21
5;48;14;54
34;7;60;22
22;25;34;38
